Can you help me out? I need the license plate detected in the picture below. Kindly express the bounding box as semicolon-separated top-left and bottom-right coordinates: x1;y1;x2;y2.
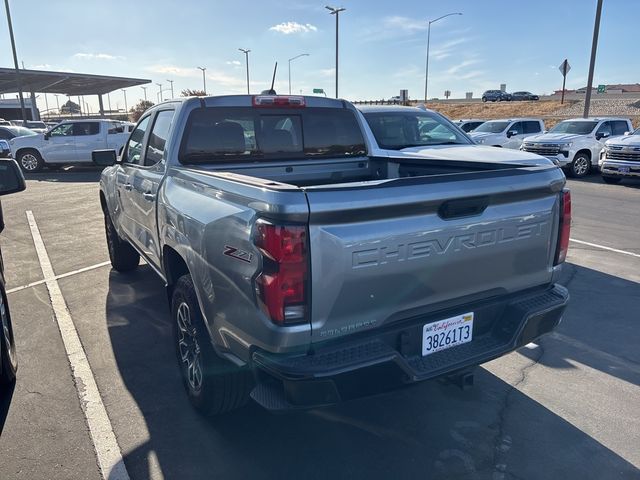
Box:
619;166;630;173
422;312;474;356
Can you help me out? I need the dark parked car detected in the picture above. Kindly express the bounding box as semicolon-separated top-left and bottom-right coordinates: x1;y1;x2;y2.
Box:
0;157;27;387
481;90;512;102
511;91;540;101
0;140;10;158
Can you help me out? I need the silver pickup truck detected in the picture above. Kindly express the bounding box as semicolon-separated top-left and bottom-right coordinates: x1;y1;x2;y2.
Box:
96;94;570;416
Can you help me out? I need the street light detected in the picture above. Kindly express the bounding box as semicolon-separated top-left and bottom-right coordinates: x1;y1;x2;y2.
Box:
238;49;251;95
166;79;174;98
424;12;462;103
53;93;60;113
156;83;163;102
141;86;147;101
197;66;207;94
3;0;27;121
288;53;309;95
326;6;345;98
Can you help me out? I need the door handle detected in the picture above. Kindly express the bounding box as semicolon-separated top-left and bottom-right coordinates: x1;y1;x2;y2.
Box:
123;183;133;191
143;192;156;202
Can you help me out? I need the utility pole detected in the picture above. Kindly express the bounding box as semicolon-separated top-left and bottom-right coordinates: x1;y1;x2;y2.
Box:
141;86;147;101
197;66;207;94
239;49;251;94
583;0;603;118
53;94;60;113
107;92;112;113
424;12;463;103
326;6;345;98
121;89;128;113
156;83;163;102
4;0;27;121
288;53;309;95
166;79;174;98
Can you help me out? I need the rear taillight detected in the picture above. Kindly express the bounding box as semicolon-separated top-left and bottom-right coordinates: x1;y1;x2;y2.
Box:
252;95;305;108
554;189;571;265
254;220;308;324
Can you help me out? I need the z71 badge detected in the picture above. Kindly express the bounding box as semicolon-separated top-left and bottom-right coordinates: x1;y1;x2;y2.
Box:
223;245;253;263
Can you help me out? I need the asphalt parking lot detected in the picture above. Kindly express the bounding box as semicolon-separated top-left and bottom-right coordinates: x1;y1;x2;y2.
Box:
0;168;638;480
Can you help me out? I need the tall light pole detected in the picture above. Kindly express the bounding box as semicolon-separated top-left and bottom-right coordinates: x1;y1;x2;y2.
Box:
238;49;251;94
166;79;174;98
424;12;462;103
288;53;309;95
326;6;345;98
4;0;27;121
156;82;163;102
121;89;128;113
107;92;112;113
197;66;207;94
141;86;147;101
583;0;603;118
53;93;60;113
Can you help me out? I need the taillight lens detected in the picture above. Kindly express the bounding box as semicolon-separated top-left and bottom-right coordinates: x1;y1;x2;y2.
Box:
254;220;308;324
555;189;571;265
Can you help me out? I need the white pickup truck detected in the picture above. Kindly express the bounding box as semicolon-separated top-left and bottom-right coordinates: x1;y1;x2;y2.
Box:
468;118;544;149
521;117;633;177
9;119;131;172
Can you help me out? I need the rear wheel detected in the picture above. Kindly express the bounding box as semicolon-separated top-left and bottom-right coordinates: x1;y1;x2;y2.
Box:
104;210;139;272
17;150;44;173
568;153;591;178
482;97;487;103
172;274;253;416
602;176;621;185
0;287;17;386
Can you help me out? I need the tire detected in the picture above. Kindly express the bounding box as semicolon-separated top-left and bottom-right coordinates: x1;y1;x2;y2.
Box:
104;210;139;272
568;153;591;178
172;274;253;416
602;176;621;185
17;149;44;173
482;97;487;103
0;287;17;386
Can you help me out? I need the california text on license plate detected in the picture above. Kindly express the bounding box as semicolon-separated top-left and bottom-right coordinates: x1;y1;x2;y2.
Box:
422;312;474;356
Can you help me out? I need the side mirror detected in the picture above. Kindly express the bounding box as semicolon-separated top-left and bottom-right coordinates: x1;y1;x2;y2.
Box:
623;131;631;136
595;132;610;140
0;158;27;196
543;130;548;134
43;132;50;140
92;149;118;167
506;130;517;138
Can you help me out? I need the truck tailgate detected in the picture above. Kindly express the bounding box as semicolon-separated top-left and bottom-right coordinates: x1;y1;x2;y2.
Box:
305;167;565;343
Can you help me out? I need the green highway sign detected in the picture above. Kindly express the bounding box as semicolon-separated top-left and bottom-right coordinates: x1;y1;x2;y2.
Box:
597;84;606;93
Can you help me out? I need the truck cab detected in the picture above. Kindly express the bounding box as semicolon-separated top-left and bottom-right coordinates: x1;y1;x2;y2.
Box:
468;118;545;149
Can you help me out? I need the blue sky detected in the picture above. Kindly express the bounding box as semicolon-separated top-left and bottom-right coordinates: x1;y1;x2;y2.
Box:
1;0;638;113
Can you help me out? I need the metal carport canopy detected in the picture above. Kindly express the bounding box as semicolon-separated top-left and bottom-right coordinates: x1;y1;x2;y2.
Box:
0;67;151;95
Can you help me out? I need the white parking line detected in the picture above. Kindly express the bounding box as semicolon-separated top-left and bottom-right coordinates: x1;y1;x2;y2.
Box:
25;211;129;480
6;261;111;294
570;238;640;259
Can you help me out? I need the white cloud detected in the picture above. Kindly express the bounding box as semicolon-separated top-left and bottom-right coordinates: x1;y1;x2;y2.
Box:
383;16;427;33
430;38;469;61
73;53;122;60
445;59;481;76
269;21;318;34
146;65;201;78
317;68;335;78
226;60;242;66
30;64;52;70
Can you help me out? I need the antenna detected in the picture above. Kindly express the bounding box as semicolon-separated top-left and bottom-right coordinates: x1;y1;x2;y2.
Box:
261;62;279;95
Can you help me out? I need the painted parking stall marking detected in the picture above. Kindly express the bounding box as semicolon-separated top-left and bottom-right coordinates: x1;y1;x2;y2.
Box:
25;211;129;480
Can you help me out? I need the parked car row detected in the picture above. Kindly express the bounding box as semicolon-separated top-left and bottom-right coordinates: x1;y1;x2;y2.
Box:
481;90;539;102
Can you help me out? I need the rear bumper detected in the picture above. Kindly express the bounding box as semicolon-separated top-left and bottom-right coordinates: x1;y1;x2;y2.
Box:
251;284;569;411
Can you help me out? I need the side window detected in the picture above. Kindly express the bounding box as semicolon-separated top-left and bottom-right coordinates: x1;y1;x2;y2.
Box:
0;129;10;140
50;124;73;137
596;121;612;136
108;122;124;134
145;110;175;166
73;122;100;136
509;122;522;135
523;121;542;134
611;121;629;136
124;116;151;165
